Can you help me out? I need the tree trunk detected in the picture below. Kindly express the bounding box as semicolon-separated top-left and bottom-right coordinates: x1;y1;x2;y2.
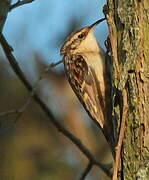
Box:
107;0;149;179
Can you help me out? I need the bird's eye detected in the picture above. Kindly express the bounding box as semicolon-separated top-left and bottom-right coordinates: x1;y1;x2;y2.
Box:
78;33;85;39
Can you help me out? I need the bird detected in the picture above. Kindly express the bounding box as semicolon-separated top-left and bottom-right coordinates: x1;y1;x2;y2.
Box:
60;18;112;133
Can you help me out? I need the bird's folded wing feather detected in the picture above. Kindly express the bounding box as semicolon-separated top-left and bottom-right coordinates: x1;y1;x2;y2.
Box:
64;54;105;128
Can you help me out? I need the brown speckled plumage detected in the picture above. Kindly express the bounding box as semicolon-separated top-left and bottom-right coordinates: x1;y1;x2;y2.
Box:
60;18;108;129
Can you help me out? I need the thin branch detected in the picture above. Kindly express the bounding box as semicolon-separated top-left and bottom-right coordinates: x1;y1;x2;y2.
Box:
0;60;63;121
0;34;112;178
0;89;31;116
24;59;63;106
0;109;21;116
112;90;128;180
10;0;36;11
79;161;93;180
0;90;33;123
46;60;63;70
37;60;63;82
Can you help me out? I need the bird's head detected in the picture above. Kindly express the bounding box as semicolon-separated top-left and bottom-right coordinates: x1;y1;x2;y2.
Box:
60;18;106;55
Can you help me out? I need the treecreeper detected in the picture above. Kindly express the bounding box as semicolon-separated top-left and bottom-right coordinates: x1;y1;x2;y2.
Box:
60;18;114;154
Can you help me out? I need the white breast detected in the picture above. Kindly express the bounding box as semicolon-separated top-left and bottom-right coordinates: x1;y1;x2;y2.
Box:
75;30;106;86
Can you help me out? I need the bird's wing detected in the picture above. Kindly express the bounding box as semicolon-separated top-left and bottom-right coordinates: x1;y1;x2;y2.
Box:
64;53;105;128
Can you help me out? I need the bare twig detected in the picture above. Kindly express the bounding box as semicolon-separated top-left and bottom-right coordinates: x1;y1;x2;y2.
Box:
46;60;63;70
20;60;63;116
37;60;63;81
0;34;112;178
10;0;36;11
26;59;63;102
0;60;63;121
0;91;31;118
0;109;21;116
79;161;93;180
112;90;128;180
0;89;33;123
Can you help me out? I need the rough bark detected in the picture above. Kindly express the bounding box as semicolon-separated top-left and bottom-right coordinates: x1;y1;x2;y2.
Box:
107;0;149;179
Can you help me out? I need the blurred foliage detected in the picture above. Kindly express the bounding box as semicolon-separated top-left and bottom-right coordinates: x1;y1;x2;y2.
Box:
0;0;112;179
0;55;112;180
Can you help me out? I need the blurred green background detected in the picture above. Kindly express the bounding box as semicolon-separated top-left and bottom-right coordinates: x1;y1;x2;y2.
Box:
0;0;112;179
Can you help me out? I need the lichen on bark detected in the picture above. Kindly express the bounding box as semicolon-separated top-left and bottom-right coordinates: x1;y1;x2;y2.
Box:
107;0;149;179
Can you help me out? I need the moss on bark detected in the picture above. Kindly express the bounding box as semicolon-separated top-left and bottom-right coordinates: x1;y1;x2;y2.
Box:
107;0;149;179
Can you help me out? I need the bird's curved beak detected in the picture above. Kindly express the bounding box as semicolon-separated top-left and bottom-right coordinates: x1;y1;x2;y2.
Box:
89;18;106;29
